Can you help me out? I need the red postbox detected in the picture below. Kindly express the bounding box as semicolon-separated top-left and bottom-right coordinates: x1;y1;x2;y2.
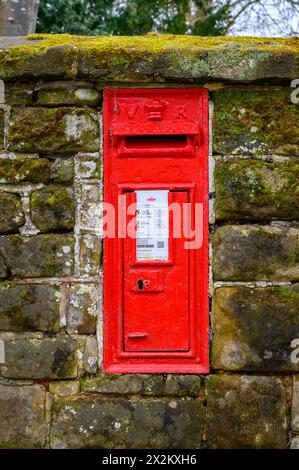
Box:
103;88;209;373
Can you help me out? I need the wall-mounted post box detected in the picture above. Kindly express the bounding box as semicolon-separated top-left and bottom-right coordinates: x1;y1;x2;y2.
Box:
103;88;209;373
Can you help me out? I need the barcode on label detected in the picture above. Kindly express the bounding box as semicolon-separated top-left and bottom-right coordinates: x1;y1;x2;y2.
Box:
157;241;164;248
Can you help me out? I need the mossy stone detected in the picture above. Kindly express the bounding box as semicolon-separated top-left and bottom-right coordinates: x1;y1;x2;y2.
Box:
0;109;4;150
212;285;299;371
0;334;81;379
0;234;74;278
66;284;99;335
50;158;74;183
215;159;299;220
9;107;99;154
0;384;48;449
213;224;299;281
0;156;51;184
0;191;24;233
206;375;287;448
0;35;298;82
165;375;203;397
0;283;60;332
37;87;100;107
30;185;75;232
51;396;204;448
213;89;299;156
81;374;163;395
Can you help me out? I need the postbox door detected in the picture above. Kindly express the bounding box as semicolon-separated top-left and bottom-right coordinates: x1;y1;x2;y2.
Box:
124;190;189;352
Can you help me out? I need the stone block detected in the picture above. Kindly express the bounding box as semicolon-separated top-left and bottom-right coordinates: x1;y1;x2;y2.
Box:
206;374;287;448
165;375;203;397
75;153;101;179
81;374;163;396
215;159;299;220
212;285;299;371
9;107;100;154
83;336;98;374
0;109;4;150
0;156;51;184
0;383;48;448
213;224;299;281
292;376;299;432
0;191;24;232
51;396;203;448
0;283;60;332
31;185;75;232
49;380;80;397
50;158;74;183
37;87;100;107
79;234;102;276
213;89;299;156
0;234;74;277
66;284;99;335
0;333;82;380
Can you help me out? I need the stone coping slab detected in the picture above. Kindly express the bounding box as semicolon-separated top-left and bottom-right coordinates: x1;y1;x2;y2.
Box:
0;34;298;82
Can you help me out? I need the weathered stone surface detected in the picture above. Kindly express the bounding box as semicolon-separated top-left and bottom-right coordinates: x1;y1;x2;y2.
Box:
0;283;60;332
0;253;7;278
213;89;299;156
75;153;101;179
165;375;203;397
0;384;48;448
0;35;298;83
5;82;36;106
0;156;51;184
0;156;73;185
50;158;74;183
66;284;99;334
290;436;299;449
206;375;287;448
0;333;81;379
83;336;98;374
79;183;102;232
49;380;80;397
51;396;203;448
9;107;99;154
0;234;74;277
212;285;299;371
31;185;75;232
213;224;299;281
37;87;100;107
292;376;299;432
0;191;24;232
215;159;299;220
0;109;4;149
81;374;163;395
79;234;102;276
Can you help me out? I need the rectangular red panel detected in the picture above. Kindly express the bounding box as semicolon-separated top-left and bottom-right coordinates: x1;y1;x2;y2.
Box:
103;88;209;374
124;191;189;352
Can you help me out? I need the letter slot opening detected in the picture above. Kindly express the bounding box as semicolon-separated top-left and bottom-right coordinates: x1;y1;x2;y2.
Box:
125;134;188;149
116;134;199;157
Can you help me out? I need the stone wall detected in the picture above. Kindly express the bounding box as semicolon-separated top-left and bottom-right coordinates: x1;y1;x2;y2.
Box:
0;34;298;449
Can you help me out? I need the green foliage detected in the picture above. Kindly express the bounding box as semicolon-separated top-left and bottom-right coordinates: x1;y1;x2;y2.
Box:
36;0;230;36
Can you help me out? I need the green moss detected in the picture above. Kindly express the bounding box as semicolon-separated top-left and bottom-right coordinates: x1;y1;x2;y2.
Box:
215;159;299;220
212;285;299;371
0;157;51;184
19;289;34;302
213;89;299;155
0;34;298;81
9;107;99;154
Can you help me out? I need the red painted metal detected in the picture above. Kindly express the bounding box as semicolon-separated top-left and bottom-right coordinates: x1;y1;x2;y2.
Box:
103;88;209;373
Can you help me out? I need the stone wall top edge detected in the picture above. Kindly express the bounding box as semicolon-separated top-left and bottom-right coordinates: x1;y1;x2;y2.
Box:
0;34;298;83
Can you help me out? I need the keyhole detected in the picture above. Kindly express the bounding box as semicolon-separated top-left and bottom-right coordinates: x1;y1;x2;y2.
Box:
138;279;144;291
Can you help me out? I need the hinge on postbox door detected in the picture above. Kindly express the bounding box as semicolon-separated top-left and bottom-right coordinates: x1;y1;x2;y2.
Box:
109;128;113;139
